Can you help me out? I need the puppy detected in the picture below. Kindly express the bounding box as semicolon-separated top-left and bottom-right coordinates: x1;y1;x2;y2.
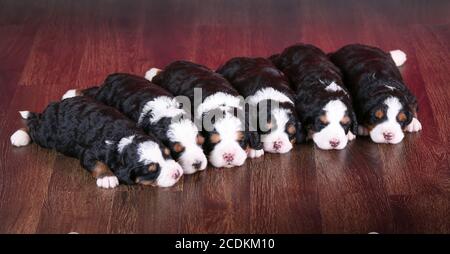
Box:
329;44;422;144
10;96;183;188
270;44;357;150
145;61;264;168
62;73;207;174
217;57;301;154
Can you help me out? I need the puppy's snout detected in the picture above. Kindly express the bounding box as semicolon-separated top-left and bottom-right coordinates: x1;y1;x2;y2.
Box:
383;132;394;141
192;161;202;170
273;140;283;150
223;153;235;163
172;169;181;180
329;138;340;148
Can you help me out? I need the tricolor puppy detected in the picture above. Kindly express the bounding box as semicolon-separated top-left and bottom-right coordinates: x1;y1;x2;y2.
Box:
145;61;263;168
270;44;357;150
10;96;183;188
62;73;207;174
329;44;422;144
217;57;301;154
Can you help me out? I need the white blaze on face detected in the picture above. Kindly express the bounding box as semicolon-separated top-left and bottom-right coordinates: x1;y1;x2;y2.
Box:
138;96;184;124
312;100;349;150
246;88;294;154
167;119;207;174
208;114;247;168
136;141;183;187
369;97;405;144
261;108;293;154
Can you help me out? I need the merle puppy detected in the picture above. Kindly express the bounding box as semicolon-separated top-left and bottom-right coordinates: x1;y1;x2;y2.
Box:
62;73;207;174
329;44;422;144
270;44;357;150
217;57;301;154
145;61;263;168
10;96;183;188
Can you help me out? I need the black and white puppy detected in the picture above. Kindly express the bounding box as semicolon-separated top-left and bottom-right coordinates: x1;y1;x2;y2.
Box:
217;57;300;154
270;44;357;150
145;61;264;168
62;73;207;174
10;96;183;188
329;44;422;144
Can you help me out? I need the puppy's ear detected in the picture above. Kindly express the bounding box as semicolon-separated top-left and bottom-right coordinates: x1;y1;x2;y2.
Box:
114;164;135;185
350;110;358;135
244;103;263;150
256;100;273;134
246;131;263;150
295;121;306;143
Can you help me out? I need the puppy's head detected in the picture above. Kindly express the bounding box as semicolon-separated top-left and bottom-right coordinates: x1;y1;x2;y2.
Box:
140;96;207;175
256;100;299;153
309;99;356;150
365;96;413;144
113;134;183;187
166;119;207;174
201;108;249;168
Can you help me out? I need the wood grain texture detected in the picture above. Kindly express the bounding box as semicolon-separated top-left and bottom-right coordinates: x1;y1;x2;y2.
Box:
0;0;449;233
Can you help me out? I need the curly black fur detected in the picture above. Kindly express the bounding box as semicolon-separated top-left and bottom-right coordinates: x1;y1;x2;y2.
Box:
80;73;195;160
270;43;358;137
217;57;302;143
329;44;417;127
24;96;168;185
152;60;263;153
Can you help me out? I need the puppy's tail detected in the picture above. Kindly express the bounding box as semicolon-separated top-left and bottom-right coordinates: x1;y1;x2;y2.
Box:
389;49;407;67
61;86;99;100
145;68;162;82
11;111;38;147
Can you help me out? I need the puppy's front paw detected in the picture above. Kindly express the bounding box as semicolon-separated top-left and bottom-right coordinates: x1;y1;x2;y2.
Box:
247;149;264;158
347;131;356;141
96;176;119;189
358;126;370;136
405;117;422;132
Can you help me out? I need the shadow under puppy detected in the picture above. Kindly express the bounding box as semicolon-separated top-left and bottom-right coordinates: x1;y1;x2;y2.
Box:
329;44;422;144
145;61;263;168
217;57;301;154
62;73;207;174
270;43;357;150
10;96;183;188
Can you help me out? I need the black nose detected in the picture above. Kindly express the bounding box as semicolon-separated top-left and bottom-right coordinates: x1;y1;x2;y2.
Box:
192;161;202;170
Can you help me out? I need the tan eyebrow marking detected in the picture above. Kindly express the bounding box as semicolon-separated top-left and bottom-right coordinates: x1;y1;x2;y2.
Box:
397;112;407;122
210;133;221;144
375;109;384;119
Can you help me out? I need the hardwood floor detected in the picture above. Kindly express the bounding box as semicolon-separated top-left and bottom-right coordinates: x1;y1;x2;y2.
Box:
0;0;449;233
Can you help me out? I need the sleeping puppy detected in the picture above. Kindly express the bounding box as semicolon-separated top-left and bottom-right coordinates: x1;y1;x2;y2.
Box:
270;44;357;150
145;60;264;168
61;73;207;174
217;57;301;154
10;96;183;188
329;44;422;144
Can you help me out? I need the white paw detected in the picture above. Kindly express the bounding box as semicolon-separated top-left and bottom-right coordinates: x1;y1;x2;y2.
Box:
390;49;407;67
19;111;30;119
10;129;31;147
247;148;264;158
145;68;161;82
358;126;370;136
62;89;78;100
405;117;422;132
347;131;356;141
96;176;119;189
